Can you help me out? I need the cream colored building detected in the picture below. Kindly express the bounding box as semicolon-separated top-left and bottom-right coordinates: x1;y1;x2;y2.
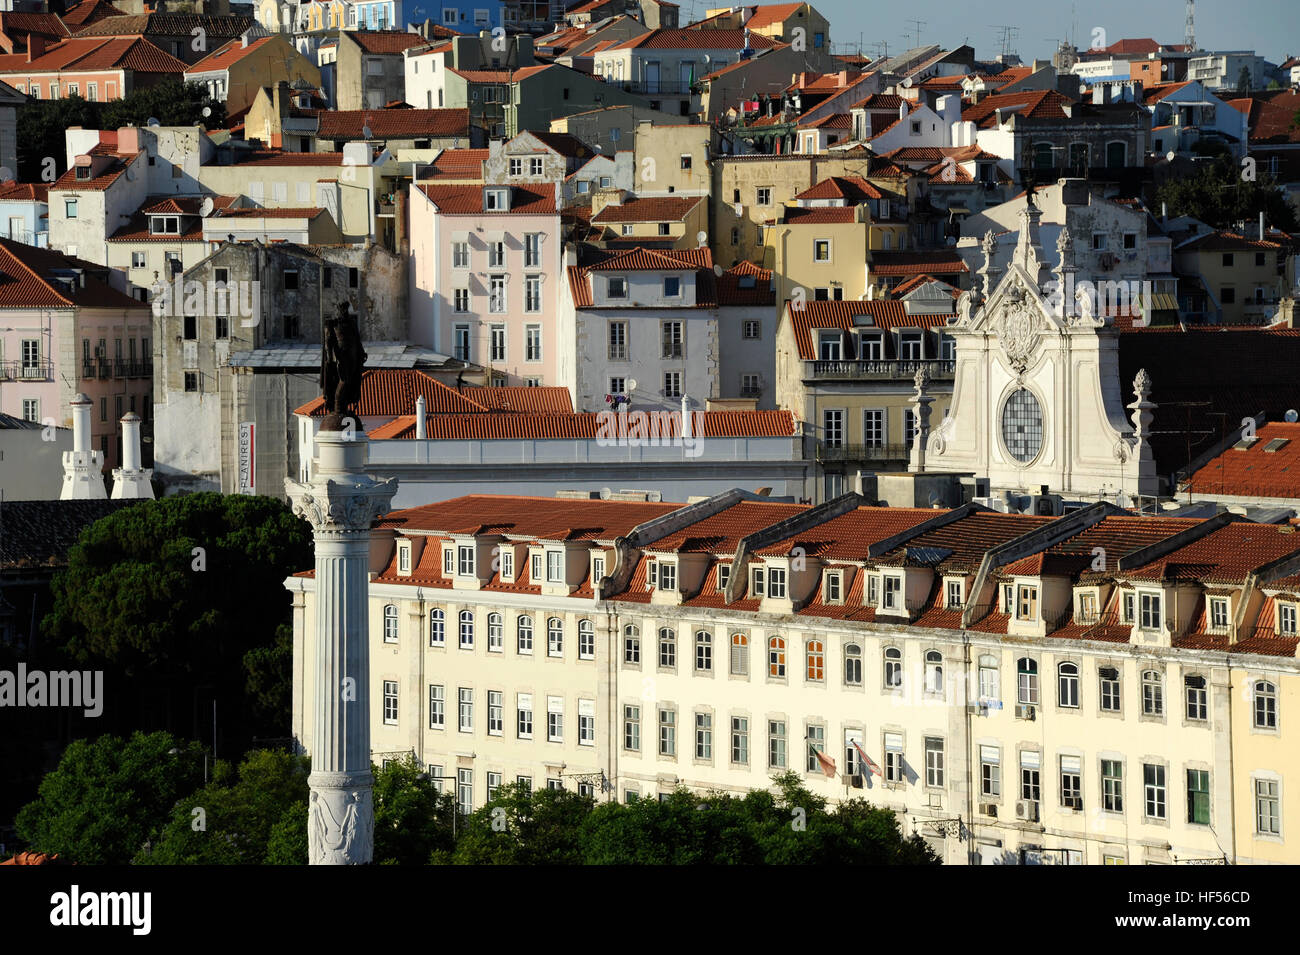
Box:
289;487;1300;864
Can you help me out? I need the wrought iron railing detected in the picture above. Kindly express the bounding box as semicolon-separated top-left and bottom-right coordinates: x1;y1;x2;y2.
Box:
808;358;955;380
0;359;53;381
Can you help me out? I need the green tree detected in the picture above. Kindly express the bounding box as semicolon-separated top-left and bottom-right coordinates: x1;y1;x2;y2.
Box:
264;804;308;865
136;748;310;865
43;493;314;743
15;94;100;182
1236;65;1252;94
372;756;458;864
1155;154;1298;232
14;731;207;864
99;81;225;133
452;783;593;864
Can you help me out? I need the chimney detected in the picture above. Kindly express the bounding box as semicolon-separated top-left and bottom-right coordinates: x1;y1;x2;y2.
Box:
27;34;45;62
415;394;427;439
111;412;155;499
680;394;692;439
60;393;107;500
898;102;907;121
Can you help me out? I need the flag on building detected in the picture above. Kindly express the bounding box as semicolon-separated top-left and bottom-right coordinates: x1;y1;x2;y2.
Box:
743;100;760;111
853;740;882;778
809;741;836;777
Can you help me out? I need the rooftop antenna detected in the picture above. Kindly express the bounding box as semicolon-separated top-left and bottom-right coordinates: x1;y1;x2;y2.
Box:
904;18;927;50
989;24;1020;60
1184;0;1196;53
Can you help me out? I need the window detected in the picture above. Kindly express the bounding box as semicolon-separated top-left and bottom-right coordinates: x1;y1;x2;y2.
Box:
730;633;748;675
946;579;963;608
813;239;830;262
578;620;594;660
1139;592;1162;631
457;768;472;815
924;738;944;788
756;187;772;205
1254;681;1278;729
1099;667;1120;711
486;613;503;652
65;199;78;219
658;628;676;668
453;288;469;313
980;746;1001;797
485;189;508;211
1017;658;1039;705
818;332;843;361
517;615;533;654
383;604;399;642
486;771;502;802
662;370;683;398
1100;759;1124;812
731;717;749;764
489;275;506;313
1280;603;1298;636
806;725;826;772
863;409;885;448
663;276;681;298
429;685;444;728
546;551;563;583
547;696;563;742
978;655;999;701
453;324;470;361
383;681;398;725
743;320;761;340
1209;597;1230;632
1256;778;1280;835
661;320;683;359
430;609;445;646
487;690;503;735
517;694;533;738
1060;755;1082;809
458;610;474;649
579;700;595;746
1185;675;1208;721
1187;769;1210;825
822;408;843;447
884;647;902;688
624;705;640;751
823;572;843;604
659;708;676;756
768;566;787;599
509;157;523;177
1141;670;1164;716
458;545;475;576
695;712;713;759
750;566;765;597
547;617;563;657
766;720;787;768
458;687;473;733
452;242;469;268
1020;751;1041;802
695;631;712;671
608;321;628;360
648;561;658;588
844;644;862;685
659;562;677;592
1144;764;1167;819
806;640;824;681
884;734;904;782
607;276;627;298
768;637;786;678
624;625;640;664
925;650;944;695
1058;662;1079;708
1016;585;1038;621
530;157;543;176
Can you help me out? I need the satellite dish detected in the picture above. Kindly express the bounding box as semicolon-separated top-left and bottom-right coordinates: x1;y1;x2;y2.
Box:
1166;151;1176;162
1286;409;1299;423
1079;83;1088;95
600;487;612;500
147;116;160;127
200;196;214;217
202;106;212;118
626;378;638;392
713;264;723;276
0;166;13;183
901;76;913;89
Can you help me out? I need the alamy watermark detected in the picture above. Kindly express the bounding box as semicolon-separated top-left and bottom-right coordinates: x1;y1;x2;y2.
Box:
595;408;704;458
1043;273;1152;326
151;277;262;328
0;665;103;717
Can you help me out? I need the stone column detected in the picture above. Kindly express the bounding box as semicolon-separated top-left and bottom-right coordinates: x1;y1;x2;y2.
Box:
285;429;397;865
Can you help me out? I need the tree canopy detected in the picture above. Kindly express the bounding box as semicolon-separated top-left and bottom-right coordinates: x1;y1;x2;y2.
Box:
1155;153;1299;232
15;731;207;865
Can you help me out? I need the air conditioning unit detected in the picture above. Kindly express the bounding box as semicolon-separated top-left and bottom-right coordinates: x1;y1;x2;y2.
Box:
1016;800;1039;822
849;774;863;789
966;703;987;716
979;802;998;818
1015;704;1036;721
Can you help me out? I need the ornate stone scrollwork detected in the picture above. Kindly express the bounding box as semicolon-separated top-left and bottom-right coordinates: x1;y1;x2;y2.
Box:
996;291;1042;374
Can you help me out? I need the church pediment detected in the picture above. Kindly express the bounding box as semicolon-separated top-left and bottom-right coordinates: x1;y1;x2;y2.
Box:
966;265;1066;374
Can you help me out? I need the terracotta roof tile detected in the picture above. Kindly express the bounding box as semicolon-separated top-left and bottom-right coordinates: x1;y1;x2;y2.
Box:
416;183;556;214
613;28;778;51
782;206;858;224
375;494;680;543
315;108;468;140
794;175;882;201
783;299;948;359
0;35;186;73
372;409;798;441
0;181;48;202
1182;422;1300;500
715;259;773;305
590;195;703;223
0;237;146;309
870;250;968;276
294;368;574;418
347;30;426;55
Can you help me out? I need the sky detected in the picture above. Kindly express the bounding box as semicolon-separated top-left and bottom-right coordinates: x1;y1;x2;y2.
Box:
405;1;1299;65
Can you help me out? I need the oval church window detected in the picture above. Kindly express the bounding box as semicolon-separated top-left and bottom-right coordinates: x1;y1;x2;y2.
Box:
1001;389;1043;463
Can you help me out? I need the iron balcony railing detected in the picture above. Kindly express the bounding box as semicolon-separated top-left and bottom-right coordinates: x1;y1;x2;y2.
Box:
0;359;53;381
808;358;955;380
815;441;910;463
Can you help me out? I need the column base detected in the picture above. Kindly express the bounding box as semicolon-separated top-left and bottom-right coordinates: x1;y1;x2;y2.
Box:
308;770;375;865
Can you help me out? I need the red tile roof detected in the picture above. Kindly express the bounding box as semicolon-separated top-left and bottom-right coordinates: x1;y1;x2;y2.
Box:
651;499;808;553
523;130;595;159
372;409;798;441
294;368;574;418
794;174;882;201
72;13;254;39
1176;230;1282;253
1123;522;1300;585
961;89;1073;128
222;151;345;166
782;206;858;224
422;148;487;180
0;35;186;74
741;3;806;30
416;183;557;214
214;206;325;219
0;237;146;309
591;195;703;223
798;112;851;130
716;259;773;305
0;12;70;42
186;35;278;73
346;30;427;55
378;494;680;543
782;299;952;359
870;250;968;276
0;181;48;202
567;246;716;307
61;0;128;28
1181;422;1300;500
613;28;778;50
753;506;937;560
315;108;469;140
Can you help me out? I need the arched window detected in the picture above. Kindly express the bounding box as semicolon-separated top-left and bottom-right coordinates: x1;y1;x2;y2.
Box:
883;646;902;688
730;633;749;675
578;619;595;660
1017;657;1039;704
487;612;503;651
1033;141;1055;168
1254;681;1277;729
806;640;824;681
1141;669;1163;715
547;617;564;657
844;644;862;685
1105;140;1127;168
458;609;474;648
1058;661;1080;708
382;604;398;642
695;631;712;672
517;615;533;654
925;650;944;694
768;636;786;678
658;628;676;668
623;624;640;663
978;654;999;700
429;608;445;647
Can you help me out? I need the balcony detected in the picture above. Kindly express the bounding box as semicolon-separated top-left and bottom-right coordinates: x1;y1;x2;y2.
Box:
610;80;693;96
808;358;955;381
97;360;112;379
815;441;910;464
0;359;53;381
114;360;128;378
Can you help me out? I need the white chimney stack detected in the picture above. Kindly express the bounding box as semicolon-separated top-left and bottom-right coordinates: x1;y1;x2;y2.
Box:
680;394;692;439
415;394;427;439
61;393;107;500
111;412;155;499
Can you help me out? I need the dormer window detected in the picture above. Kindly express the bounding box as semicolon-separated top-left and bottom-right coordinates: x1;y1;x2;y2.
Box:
767;566;787;599
1122;591;1135;623
658;561;677;592
530;551;542;582
717;564;730;592
882;575;901;610
1139;592;1162;630
1077;590;1097;623
824;572;842;603
818;331;842;361
592;554;605;583
151;216;180;235
500;548;515;580
485;187;509;210
866;574;879;605
546;550;564;583
457;544;475;576
1002;582;1014;613
397;541;412;575
1208;596;1229;632
1279;602;1297;637
443;546;454;576
75;166;91;181
945;579;963;609
750;565;765;597
608;276;627;298
1016;584;1038;621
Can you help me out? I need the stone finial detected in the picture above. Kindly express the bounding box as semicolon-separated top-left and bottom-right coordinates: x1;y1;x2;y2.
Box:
1133;368;1152;400
981;229;997;260
1056;225;1073;260
913;364;932;395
